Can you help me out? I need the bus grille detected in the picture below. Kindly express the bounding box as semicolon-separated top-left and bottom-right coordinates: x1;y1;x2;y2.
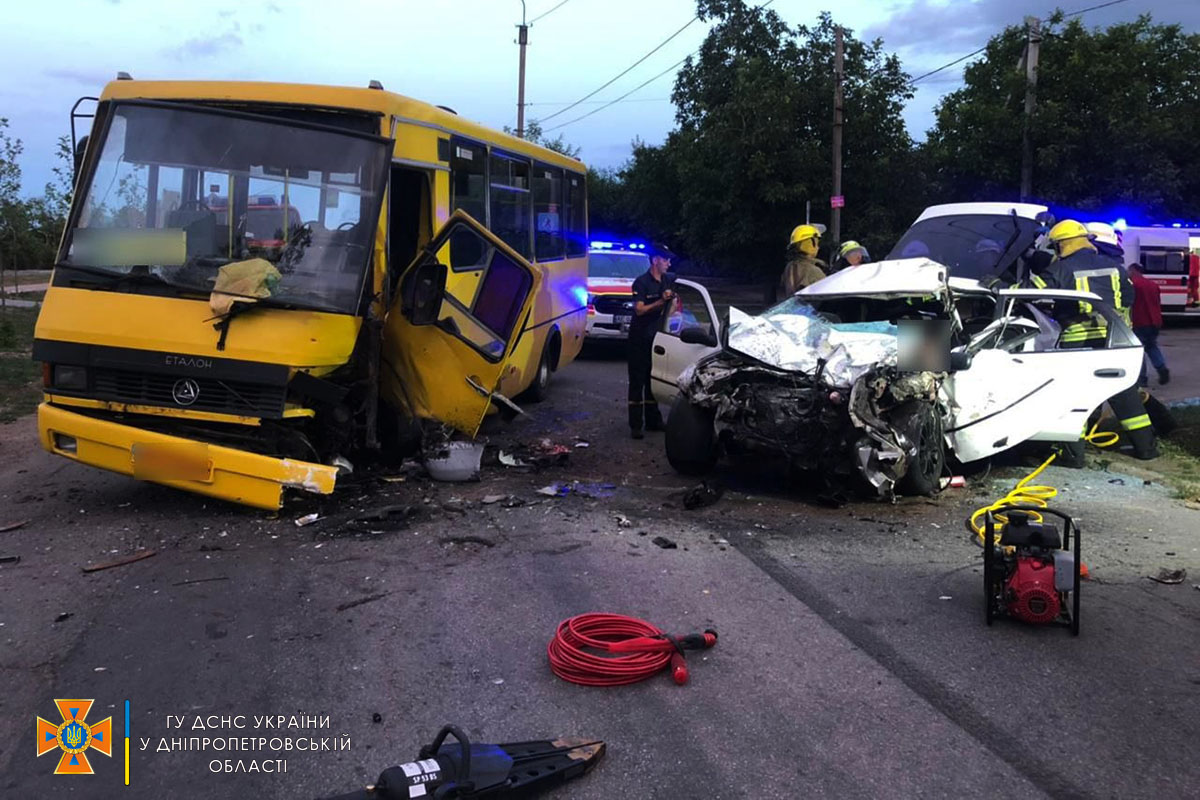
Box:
593;295;634;315
89;368;287;418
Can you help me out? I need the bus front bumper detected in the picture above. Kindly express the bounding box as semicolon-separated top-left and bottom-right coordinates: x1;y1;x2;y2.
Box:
37;403;338;510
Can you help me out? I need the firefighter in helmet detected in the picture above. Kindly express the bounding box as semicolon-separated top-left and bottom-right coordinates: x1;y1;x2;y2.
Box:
779;224;827;297
1033;220;1154;459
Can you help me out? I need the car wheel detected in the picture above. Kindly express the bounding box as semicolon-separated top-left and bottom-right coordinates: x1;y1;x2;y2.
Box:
897;401;945;496
666;395;717;476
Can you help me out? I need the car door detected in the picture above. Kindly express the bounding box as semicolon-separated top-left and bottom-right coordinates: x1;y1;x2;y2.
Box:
946;291;1142;463
650;278;721;405
382;209;542;438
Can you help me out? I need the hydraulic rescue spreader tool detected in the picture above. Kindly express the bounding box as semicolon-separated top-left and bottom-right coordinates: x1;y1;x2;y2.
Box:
548;613;718;686
983;505;1081;635
321;725;605;800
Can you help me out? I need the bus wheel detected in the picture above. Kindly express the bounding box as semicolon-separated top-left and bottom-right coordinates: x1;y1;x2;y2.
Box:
520;335;557;403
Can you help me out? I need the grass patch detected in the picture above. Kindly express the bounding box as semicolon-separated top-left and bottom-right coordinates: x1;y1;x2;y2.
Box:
0;306;41;423
1093;405;1200;502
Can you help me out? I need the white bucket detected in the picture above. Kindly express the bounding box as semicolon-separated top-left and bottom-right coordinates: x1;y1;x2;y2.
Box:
424;441;485;482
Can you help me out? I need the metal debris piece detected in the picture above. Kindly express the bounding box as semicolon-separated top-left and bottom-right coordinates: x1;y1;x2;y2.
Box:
651;536;678;550
683;481;723;510
0;520;29;533
82;550;156;573
0;554;19;565
615;515;632;528
54;612;73;623
294;513;321;527
336;592;390;612
1148;568;1187;585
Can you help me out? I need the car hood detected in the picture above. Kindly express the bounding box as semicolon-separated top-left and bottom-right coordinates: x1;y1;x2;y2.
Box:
723;307;899;388
587;277;635;294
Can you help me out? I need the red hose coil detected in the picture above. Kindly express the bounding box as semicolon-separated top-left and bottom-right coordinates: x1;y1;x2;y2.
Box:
548;613;706;686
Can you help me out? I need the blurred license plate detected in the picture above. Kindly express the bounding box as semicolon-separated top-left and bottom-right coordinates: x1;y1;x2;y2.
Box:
132;441;212;481
614;314;632;325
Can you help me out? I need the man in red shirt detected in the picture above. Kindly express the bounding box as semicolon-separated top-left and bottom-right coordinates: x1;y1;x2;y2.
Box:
1129;263;1170;386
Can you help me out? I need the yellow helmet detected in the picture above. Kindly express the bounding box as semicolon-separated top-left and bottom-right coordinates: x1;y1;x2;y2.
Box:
1047;220;1089;244
789;224;821;247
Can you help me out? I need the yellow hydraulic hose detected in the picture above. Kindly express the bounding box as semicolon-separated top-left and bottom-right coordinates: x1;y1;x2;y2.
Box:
969;423;1117;545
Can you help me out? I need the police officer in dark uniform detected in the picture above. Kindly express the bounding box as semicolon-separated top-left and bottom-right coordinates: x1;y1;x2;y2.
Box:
627;243;675;439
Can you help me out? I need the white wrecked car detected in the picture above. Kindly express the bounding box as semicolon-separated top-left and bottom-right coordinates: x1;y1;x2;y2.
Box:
652;258;1142;497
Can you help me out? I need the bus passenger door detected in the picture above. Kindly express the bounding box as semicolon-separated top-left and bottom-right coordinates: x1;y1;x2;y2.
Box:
383;210;542;437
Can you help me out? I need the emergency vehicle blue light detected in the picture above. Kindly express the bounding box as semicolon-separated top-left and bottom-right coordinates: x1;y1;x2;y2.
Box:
590;241;613;249
571;285;590;306
1171;222;1182;228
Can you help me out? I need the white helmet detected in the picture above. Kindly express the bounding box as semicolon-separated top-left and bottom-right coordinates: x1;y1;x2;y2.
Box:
1086;221;1121;249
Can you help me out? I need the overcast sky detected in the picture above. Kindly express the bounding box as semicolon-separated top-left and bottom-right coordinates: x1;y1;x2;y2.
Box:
2;0;1195;196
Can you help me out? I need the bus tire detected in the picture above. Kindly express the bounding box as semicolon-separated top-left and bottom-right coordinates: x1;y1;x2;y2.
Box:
666;395;717;476
520;333;558;403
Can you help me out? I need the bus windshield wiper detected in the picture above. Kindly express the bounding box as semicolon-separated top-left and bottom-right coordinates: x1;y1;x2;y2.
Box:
58;264;203;295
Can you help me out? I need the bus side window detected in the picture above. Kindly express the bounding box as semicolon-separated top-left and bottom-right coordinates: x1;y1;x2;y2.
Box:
533;164;564;262
449;140;488;269
489;152;532;259
564;171;587;257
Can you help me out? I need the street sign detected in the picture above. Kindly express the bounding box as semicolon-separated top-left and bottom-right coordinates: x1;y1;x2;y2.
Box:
830;195;845;208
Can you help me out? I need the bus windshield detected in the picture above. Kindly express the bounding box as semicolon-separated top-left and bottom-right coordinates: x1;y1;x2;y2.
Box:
62;102;390;314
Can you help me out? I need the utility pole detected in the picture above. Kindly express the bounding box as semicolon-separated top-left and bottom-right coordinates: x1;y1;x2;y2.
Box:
516;1;529;138
1020;16;1041;202
830;25;844;254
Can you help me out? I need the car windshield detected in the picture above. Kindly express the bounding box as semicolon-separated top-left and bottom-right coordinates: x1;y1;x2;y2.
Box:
886;213;1041;280
62;102;390;314
588;252;649;278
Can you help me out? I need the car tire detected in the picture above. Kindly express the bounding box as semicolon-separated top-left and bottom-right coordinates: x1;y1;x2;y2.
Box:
897;401;945;496
666;395;717;476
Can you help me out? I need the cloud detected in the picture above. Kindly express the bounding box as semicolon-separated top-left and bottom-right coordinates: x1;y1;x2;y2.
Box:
174;32;244;59
43;67;112;86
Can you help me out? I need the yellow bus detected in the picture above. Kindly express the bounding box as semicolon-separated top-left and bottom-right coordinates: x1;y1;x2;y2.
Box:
33;76;589;509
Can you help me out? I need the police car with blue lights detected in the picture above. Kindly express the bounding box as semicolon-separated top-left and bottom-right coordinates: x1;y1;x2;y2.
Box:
585;240;652;340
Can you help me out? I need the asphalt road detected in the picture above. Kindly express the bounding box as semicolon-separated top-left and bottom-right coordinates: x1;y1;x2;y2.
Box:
1;343;1198;799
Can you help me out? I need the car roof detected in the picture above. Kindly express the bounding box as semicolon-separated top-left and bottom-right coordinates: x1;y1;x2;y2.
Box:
915;202;1049;223
999;288;1103;302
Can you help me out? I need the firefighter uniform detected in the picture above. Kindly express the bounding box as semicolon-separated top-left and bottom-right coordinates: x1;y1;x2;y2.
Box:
1038;220;1155;459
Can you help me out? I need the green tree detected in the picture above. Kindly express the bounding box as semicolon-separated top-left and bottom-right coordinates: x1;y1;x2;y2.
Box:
601;2;919;276
925;14;1200;219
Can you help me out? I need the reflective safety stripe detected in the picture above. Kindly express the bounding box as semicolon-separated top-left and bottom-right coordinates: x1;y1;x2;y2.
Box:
1074;276;1093;315
1061;320;1107;342
1120;414;1152;431
1030;274;1047;289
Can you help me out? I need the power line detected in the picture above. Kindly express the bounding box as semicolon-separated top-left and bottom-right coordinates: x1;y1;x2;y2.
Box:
908;0;1134;86
530;0;572;25
540;0;777;132
526;97;672;106
538;14;700;122
1062;0;1131;18
543;54;692;131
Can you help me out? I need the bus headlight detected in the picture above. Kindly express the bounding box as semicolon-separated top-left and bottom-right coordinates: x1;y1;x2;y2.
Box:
52;364;88;391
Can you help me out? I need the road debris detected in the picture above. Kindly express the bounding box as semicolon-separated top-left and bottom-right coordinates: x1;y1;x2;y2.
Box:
54;612;73;623
574;439;590;448
615;515;632;528
0;554;19;565
294;513;322;527
939;476;966;489
537;484;568;497
425;441;484;482
1148;568;1187;585
336;592;390;612
651;536;678;550
491;677;505;685
0;520;29;533
939;595;952;601
482;494;508;505
82;550;156;573
172;576;230;587
683;481;723;510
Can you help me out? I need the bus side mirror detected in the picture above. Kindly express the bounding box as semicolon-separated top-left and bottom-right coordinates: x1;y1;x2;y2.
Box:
73;135;89;178
949;351;973;372
400;258;447;326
